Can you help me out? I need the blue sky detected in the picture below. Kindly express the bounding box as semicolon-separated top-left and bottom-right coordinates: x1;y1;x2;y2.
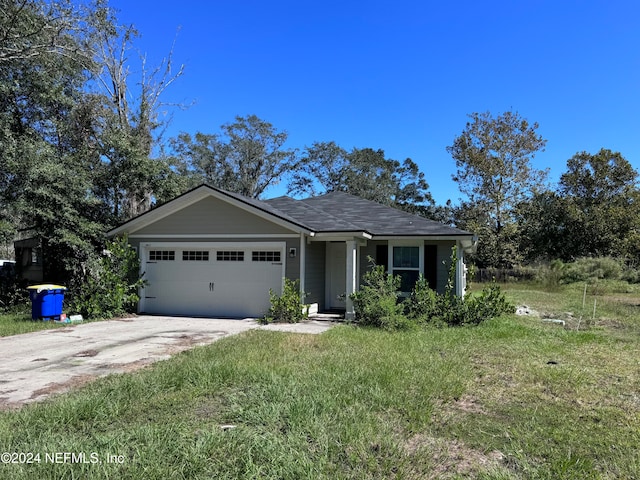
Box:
107;0;640;205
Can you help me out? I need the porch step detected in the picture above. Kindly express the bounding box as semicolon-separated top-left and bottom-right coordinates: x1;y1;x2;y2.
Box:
308;312;345;321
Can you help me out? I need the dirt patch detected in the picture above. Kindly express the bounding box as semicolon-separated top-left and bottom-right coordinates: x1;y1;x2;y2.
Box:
28;374;97;402
74;349;99;358
452;394;488;415
433;394;496;436
404;433;506;478
109;357;156;373
598;317;630;330
161;333;225;355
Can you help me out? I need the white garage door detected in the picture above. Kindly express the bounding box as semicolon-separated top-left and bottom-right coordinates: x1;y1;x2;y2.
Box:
140;243;285;318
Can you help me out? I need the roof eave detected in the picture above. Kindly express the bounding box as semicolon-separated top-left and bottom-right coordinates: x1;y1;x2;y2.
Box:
312;231;373;240
371;233;475;240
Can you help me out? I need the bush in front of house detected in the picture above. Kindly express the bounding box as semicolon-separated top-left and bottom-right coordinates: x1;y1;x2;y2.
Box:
405;274;438;322
0;270;28;313
68;235;145;319
353;252;514;330
350;264;413;330
262;278;307;324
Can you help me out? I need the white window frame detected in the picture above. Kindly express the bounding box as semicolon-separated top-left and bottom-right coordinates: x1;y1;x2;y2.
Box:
388;240;423;294
182;250;210;261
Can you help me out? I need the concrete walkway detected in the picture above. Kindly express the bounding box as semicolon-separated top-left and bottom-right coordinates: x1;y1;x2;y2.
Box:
0;316;334;409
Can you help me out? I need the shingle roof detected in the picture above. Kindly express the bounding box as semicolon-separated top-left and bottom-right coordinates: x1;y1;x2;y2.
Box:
107;184;472;238
264;191;471;237
264;195;364;232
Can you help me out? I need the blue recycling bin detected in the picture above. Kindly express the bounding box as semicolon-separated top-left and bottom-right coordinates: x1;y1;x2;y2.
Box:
27;284;67;320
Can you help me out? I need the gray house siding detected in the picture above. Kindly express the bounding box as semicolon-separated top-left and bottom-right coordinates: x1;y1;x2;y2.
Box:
304;241;326;309
133;196;293;236
356;239;456;294
428;240;455;294
284;238;301;281
358;240;384;276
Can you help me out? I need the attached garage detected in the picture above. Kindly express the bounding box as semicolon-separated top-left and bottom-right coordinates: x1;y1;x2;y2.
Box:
140;243;285;318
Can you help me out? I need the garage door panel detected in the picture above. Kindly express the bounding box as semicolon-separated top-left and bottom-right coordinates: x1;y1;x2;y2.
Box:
141;245;284;318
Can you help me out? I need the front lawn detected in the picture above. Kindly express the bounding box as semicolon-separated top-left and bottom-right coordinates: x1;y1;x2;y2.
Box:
0;283;639;478
0;310;68;337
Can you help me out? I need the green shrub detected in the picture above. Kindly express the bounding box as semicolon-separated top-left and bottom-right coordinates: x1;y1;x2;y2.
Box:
352;251;513;330
561;257;623;283
0;271;29;313
463;283;515;324
415;247;514;327
531;259;566;289
68;235;144;319
621;266;640;284
262;278;306;324
406;274;438;322
350;262;413;330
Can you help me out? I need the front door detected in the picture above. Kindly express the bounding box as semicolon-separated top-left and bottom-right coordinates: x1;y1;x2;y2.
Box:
326;242;346;309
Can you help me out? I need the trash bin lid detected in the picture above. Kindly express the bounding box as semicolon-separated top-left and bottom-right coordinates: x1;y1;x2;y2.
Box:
26;284;67;292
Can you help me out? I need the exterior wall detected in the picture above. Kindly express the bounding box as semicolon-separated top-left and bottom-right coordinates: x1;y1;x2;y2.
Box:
359;240;384;275
304;241;326;309
133;196;293;236
129;237;301;282
357;239;457;294
14;237;43;283
429;240;455;294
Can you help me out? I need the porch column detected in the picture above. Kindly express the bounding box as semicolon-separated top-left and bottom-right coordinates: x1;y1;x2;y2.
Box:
299;233;306;304
455;241;466;296
345;239;357;320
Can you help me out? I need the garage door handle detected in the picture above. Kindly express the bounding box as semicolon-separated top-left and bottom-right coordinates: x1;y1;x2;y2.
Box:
209;282;214;292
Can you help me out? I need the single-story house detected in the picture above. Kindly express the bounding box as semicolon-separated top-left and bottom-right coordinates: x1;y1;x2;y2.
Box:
107;184;477;319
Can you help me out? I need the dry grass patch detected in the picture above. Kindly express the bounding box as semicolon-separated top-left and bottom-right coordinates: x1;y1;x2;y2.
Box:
404;433;508;478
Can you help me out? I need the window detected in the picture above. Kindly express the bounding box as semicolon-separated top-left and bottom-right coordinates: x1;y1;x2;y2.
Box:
31;248;40;265
252;251;281;262
182;250;209;261
217;251;244;261
392;246;420;292
149;250;175;261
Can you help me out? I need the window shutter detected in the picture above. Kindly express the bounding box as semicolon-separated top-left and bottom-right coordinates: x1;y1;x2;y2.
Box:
376;245;388;270
424;245;437;290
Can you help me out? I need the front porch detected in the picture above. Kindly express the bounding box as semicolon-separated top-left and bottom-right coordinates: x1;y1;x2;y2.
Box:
300;235;471;321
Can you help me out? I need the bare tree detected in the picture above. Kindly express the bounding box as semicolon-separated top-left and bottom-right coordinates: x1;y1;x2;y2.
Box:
92;20;186;219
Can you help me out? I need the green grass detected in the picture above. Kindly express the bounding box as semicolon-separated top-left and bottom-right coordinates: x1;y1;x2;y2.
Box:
0;308;69;337
0;283;639;478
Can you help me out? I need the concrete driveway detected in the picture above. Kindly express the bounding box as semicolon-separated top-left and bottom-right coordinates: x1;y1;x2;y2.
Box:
0;316;334;409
